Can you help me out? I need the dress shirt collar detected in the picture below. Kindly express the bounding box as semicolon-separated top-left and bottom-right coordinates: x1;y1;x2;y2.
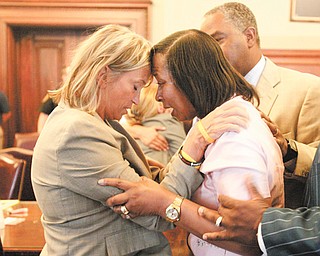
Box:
244;56;266;87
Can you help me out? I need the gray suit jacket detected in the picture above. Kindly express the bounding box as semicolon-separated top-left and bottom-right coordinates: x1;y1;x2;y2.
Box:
31;102;203;256
257;58;320;176
261;145;320;255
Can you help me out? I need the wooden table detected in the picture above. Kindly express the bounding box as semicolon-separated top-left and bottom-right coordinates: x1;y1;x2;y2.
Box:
0;201;191;256
2;201;44;255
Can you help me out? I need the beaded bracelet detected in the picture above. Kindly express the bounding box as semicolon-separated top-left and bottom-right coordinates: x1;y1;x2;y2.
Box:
178;147;203;169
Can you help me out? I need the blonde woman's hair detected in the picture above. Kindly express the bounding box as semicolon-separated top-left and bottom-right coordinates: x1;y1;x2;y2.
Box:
49;24;152;114
125;83;161;125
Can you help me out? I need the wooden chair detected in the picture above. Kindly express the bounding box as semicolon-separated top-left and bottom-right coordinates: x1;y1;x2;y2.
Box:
0;147;35;201
14;132;39;150
0;153;26;200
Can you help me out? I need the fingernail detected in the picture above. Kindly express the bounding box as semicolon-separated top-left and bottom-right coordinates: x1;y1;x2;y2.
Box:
198;207;204;215
203;234;207;240
98;179;106;185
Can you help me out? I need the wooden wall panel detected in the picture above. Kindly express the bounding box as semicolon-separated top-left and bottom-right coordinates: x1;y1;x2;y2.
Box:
18;34;65;132
18;34;34;132
263;49;320;77
34;36;65;95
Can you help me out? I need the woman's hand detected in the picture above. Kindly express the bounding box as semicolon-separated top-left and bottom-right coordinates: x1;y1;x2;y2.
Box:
183;100;249;162
98;177;175;218
122;122;169;151
203;99;250;140
137;126;169;151
146;157;165;169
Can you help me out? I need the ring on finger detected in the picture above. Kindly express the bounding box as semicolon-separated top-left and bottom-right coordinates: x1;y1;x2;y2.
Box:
215;216;223;227
120;205;130;215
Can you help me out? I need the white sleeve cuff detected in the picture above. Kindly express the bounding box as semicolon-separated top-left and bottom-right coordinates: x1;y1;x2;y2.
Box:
257;222;267;255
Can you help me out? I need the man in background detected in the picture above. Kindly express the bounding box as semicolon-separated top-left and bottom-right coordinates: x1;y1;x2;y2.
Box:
200;2;320;208
0;91;11;148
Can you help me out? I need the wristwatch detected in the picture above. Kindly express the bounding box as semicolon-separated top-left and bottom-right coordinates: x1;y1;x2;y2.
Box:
283;139;298;163
165;195;184;222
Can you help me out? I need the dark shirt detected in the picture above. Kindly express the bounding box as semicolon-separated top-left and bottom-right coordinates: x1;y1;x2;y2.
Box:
39;97;57;115
0;92;10;125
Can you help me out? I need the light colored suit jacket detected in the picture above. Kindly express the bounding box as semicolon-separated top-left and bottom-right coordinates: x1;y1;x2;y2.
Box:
31;102;203;256
257;58;320;176
261;145;320;255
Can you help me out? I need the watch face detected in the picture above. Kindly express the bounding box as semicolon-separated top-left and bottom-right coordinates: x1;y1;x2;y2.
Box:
166;208;179;220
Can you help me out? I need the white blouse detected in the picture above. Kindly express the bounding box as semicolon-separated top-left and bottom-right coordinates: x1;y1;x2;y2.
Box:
189;96;284;256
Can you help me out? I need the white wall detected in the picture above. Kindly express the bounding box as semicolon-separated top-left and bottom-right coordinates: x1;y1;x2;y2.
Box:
151;0;320;49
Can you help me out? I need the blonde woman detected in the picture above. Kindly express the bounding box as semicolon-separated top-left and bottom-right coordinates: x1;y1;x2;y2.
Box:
32;24;174;255
123;83;186;165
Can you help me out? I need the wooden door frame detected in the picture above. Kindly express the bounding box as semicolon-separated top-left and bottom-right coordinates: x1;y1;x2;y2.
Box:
0;0;151;146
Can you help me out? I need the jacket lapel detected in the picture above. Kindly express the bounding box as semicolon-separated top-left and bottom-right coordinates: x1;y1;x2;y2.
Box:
256;58;280;115
107;120;152;178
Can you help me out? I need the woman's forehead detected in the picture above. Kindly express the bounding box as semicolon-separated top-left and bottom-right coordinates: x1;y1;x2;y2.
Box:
152;54;169;76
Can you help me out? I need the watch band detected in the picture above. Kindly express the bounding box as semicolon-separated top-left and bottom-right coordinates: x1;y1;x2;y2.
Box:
173;195;184;208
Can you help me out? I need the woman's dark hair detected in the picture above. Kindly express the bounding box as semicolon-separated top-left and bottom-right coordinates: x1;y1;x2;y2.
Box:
150;29;259;118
